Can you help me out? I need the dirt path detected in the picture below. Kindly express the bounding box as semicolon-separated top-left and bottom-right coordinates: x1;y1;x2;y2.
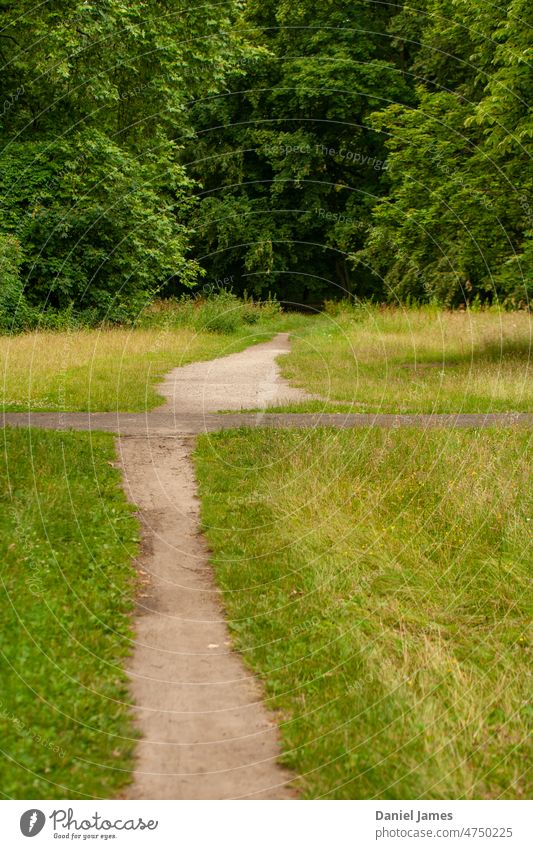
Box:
158;332;310;414
119;334;303;799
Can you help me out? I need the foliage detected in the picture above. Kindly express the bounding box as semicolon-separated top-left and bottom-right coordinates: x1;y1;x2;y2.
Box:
0;232;29;332
0;134;197;319
140;290;282;334
0;0;530;318
277;306;533;414
357;0;533;306
187;0;532;306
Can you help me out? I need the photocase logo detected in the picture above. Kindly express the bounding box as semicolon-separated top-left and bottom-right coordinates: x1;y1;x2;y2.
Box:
20;810;46;837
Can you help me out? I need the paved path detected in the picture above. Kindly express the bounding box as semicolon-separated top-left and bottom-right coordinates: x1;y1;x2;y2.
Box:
2;333;531;799
3;409;531;434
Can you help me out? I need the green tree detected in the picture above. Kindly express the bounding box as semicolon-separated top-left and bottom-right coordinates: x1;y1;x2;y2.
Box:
187;0;412;303
358;0;532;306
0;0;243;319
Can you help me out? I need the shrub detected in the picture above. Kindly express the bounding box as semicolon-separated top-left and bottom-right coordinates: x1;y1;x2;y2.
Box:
0;233;32;333
137;291;282;334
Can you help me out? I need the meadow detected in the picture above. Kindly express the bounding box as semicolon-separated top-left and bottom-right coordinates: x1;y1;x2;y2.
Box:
1;300;531;799
3;0;530;807
275;305;532;414
0;294;302;413
2;303;530;416
195;426;532;799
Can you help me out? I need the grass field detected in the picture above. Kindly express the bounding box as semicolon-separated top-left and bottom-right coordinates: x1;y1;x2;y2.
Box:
2;304;530;416
0;427;138;799
275;306;532;414
1;301;531;800
195;427;532;799
0;297;304;413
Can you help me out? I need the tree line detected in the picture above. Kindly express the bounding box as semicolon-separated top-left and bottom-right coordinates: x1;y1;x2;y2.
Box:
0;0;530;328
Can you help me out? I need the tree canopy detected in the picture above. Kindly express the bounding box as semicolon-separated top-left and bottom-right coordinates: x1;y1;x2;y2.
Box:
0;0;530;325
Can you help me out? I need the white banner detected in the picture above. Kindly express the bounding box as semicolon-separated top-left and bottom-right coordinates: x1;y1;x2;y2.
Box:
1;800;530;848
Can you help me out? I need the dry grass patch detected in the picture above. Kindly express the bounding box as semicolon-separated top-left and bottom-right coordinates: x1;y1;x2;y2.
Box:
278;307;532;413
0;325;274;412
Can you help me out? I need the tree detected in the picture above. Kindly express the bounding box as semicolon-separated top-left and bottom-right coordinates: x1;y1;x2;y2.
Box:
357;0;532;306
1;1;528;316
0;0;243;319
186;0;412;303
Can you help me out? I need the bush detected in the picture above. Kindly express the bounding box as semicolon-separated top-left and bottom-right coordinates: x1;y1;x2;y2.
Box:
0;234;32;333
138;290;282;334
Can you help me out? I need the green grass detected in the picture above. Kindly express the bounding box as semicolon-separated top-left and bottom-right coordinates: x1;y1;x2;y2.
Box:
2;300;530;801
0;300;306;413
195;427;532;799
0;427;139;799
274;306;532;414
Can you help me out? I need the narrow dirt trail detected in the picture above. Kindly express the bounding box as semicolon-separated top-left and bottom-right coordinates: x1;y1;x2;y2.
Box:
120;333;304;799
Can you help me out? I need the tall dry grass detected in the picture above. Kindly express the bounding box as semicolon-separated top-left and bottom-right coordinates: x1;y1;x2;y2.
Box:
280;306;532;413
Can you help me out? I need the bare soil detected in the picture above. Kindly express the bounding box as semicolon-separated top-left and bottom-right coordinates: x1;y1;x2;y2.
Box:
119;334;304;799
158;332;310;414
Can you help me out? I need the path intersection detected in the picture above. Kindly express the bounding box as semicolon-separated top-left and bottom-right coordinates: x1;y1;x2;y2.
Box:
3;334;530;799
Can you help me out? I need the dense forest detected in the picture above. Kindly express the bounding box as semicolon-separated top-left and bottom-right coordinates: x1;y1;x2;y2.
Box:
0;1;531;327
